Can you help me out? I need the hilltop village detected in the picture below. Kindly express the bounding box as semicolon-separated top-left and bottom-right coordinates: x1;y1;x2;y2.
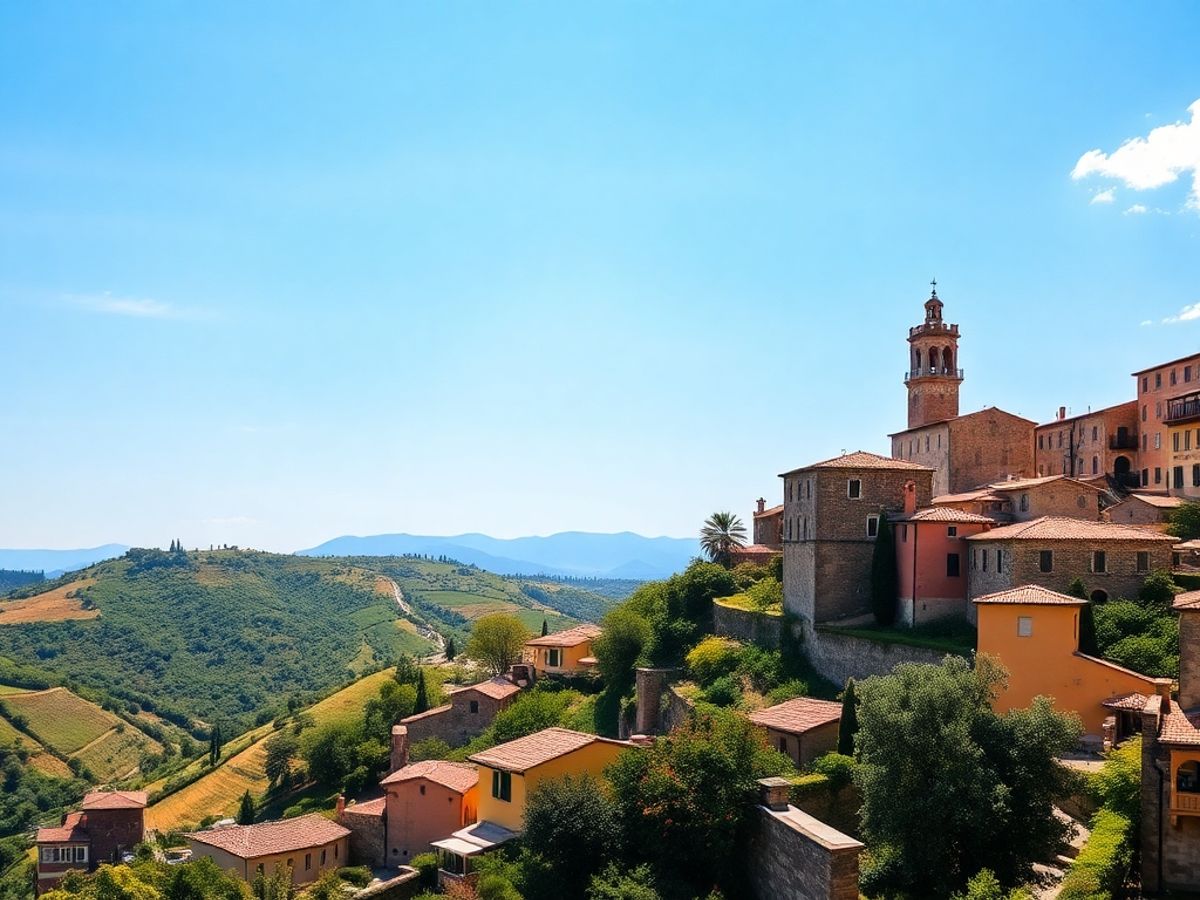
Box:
11;286;1200;900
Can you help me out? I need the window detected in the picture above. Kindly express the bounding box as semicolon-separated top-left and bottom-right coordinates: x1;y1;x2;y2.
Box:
787;481;792;502
947;553;960;577
305;854;312;871
848;479;861;499
1057;432;1063;448
1092;425;1098;441
1019;493;1029;513
1038;435;1044;450
492;769;512;802
925;435;930;451
1017;616;1033;637
1092;456;1099;475
1142;468;1149;486
1092;550;1106;574
419;784;426;795
1142;376;1149;392
321;849;327;866
1175;467;1185;490
996;549;1003;573
866;515;880;538
778;736;787;753
786;519;792;541
1172;369;1178;386
1156;372;1162;388
1155;467;1162;484
74;848;86;863
1188;366;1194;383
806;480;811;498
1194;464;1200;488
1137;551;1150;573
1039;550;1053;573
982;550;988;572
1176;432;1182;452
288;859;294;869
469;700;479;714
335;845;338;860
547;648;562;668
947;526;957;537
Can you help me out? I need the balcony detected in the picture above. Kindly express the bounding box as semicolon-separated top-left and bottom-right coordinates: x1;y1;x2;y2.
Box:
904;367;965;383
1165;392;1200;425
1171;790;1200;817
1109;434;1138;451
908;323;959;337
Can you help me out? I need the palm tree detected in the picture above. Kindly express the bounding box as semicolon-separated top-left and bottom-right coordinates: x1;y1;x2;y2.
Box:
699;511;747;567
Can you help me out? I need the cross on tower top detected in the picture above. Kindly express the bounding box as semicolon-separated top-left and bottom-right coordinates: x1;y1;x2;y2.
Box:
930;278;938;298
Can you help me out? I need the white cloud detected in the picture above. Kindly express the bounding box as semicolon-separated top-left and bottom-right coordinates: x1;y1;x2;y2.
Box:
1124;204;1148;215
1072;99;1200;210
67;292;208;320
1091;188;1115;204
1140;319;1154;326
1162;303;1200;325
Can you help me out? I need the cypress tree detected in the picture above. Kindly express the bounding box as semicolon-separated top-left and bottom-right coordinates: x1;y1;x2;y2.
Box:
413;670;430;714
444;636;457;661
838;678;859;756
541;619;549;637
209;725;221;767
237;790;255;825
869;513;898;627
1078;601;1100;656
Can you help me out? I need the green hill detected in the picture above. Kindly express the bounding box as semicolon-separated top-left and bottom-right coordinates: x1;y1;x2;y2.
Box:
0;550;613;738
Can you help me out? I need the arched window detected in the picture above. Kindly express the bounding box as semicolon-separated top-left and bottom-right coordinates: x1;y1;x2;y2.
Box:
1092;456;1099;475
1090;589;1108;604
913;348;922;372
1177;760;1200;794
942;346;954;373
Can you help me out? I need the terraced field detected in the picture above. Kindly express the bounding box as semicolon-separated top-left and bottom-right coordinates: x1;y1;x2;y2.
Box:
74;727;163;782
3;688;116;753
0;578;98;624
0;684;29;695
145;668;399;832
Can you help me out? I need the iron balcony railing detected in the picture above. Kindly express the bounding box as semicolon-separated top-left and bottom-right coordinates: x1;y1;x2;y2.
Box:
1165;392;1200;425
904;367;965;383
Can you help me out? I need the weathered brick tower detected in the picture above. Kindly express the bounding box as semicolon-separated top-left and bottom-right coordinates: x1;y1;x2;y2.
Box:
905;281;963;429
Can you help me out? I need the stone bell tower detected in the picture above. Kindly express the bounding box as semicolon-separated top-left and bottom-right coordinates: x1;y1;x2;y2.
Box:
905;280;963;429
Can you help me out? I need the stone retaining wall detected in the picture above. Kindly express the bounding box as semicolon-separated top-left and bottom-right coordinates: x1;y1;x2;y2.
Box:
713;601;784;648
805;623;962;687
747;802;862;900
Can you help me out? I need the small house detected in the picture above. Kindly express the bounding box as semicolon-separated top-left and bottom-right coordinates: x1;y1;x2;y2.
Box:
184;814;349;887
524;624;602;676
748;697;843;767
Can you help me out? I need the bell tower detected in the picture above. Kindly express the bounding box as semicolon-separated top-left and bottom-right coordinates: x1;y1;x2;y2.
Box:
905;280;963;429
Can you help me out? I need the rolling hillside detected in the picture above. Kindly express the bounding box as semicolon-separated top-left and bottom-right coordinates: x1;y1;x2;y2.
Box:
0;549;612;737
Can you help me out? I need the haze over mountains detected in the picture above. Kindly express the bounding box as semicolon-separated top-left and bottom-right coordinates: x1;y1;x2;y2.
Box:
299;531;701;579
0;532;701;581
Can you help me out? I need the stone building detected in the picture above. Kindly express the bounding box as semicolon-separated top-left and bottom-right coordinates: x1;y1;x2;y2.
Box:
932;475;1104;524
524;624;602;677
780;451;932;624
888;286;1035;496
963;516;1176;612
35;791;147;895
400;674;523;747
752;498;784;548
748;697;842;768
1034;401;1138;486
1133;353;1200;491
1140;590;1200;893
184;815;349;888
1106;492;1182;528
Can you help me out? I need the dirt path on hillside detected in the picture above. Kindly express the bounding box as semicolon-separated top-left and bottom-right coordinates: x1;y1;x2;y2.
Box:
384;578;447;663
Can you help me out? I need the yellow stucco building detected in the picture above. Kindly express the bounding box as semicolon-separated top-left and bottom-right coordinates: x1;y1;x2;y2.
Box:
975;584;1171;736
524;624;602;676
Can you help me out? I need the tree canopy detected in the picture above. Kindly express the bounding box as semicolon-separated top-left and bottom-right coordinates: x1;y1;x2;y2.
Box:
699;512;747;568
466;614;531;676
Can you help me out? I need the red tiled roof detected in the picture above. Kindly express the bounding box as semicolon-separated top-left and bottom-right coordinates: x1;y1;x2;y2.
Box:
888;406;1037;437
904;507;996;524
730;544;783;557
341;797;386;817
748;698;842;735
933;488;1003;504
781;451;932;476
965;516;1175;542
987;475;1103;494
1101;692;1150;711
1160;705;1200;747
753;504;784;518
1128;493;1184;509
469;727;628;774
1033;400;1137;429
526;624;603;648
81;790;147;810
456;677;523;701
37;812;88;844
185;814;349;859
973;585;1086;606
380;759;478;793
1173;590;1200;612
1132;352;1200;376
401;703;452;723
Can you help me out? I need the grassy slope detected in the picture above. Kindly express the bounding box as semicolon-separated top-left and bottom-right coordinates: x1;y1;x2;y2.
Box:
145;669;397;832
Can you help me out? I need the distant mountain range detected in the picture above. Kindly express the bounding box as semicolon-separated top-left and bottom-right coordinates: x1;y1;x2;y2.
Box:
298;531;701;579
0;544;129;579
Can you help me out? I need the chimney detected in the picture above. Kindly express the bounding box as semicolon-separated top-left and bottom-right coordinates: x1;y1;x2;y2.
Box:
1058;406;1066;421
757;777;791;812
390;725;409;773
335;794;345;818
903;480;917;516
756;497;766;514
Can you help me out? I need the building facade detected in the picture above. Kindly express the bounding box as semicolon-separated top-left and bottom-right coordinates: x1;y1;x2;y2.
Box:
895;506;995;625
184;815;350;888
400;675;523;747
903;283;963;430
1134;353;1200;492
1034;401;1138;485
35;791;147;895
1167;411;1200;499
780;451;933;625
752;499;784;548
524;624;602;677
747;698;842;768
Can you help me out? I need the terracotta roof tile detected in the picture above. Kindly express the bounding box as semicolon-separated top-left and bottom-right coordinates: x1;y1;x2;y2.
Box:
1128;493;1184;509
1101;692;1150;711
753;504;784;518
933;489;1003;504
380;760;478;793
889;406;1037;437
1160;705;1200;746
987;475;1103;494
526;624;603;648
185;814;349;859
1173;590;1200;612
904;507;996;524
965;516;1175;542
81;790;148;810
37;812;88;844
730;544;783;557
973;585;1086;606
341;797;386;817
748;698;842;735
468;727;628;774
457;677;523;701
401;703;452;724
780;451;932;476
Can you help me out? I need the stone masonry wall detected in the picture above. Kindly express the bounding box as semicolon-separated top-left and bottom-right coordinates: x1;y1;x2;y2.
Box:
713;601;783;648
891;423;952;497
746;804;861;900
339;807;385;868
1180;612;1200;709
947;411;1035;494
401;690;511;747
804;623;958;687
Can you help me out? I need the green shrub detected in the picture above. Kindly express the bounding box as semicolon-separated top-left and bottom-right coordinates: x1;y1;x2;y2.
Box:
746;576;783;612
1088;738;1141;823
685;637;744;686
811;752;855;792
765;679;810;704
702;675;741;707
1057;808;1133;900
408;737;452;762
336;866;372;887
1139;568;1180;605
735;646;783;693
410;852;438;888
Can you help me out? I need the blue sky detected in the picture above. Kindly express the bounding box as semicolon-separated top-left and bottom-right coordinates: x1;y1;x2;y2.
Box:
2;3;1198;551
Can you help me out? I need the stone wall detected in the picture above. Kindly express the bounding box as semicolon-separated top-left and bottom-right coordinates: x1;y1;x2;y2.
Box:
400;689;512;747
339;805;386;868
804;623;958;688
746;803;862;900
946;410;1035;494
892;423;953;497
713;601;783;648
355;869;422;900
